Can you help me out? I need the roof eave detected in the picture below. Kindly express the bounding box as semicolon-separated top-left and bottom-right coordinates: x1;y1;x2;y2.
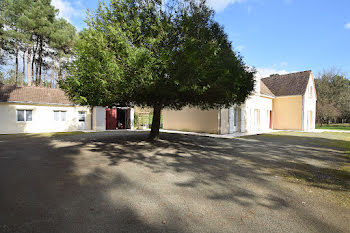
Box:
0;100;76;106
259;94;275;99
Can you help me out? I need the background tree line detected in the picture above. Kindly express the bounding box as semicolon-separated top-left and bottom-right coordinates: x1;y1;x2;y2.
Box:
0;0;76;87
315;69;350;124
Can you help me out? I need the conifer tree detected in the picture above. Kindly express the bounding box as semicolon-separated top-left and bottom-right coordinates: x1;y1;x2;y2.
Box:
62;0;255;139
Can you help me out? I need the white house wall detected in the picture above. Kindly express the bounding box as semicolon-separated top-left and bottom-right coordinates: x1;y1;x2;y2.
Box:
303;75;317;131
0;103;92;134
92;106;106;131
243;95;273;133
220;108;230;134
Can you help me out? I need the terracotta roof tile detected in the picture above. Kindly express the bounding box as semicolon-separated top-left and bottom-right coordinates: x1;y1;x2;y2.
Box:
0;84;73;105
261;70;311;96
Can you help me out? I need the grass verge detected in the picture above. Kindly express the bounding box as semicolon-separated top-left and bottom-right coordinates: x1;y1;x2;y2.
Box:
316;124;350;131
0;131;89;139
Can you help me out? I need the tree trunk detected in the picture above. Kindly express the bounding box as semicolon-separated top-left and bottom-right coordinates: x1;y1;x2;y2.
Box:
35;59;39;85
38;38;43;85
149;103;162;140
15;43;18;84
58;58;62;81
51;70;55;88
22;49;25;85
32;38;39;85
36;38;43;86
27;48;31;86
31;45;36;85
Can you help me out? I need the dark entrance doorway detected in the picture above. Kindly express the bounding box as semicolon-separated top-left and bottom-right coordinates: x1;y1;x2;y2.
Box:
117;108;127;129
106;108;117;130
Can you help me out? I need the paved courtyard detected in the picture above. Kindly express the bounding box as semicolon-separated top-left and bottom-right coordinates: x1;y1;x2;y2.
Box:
0;131;349;233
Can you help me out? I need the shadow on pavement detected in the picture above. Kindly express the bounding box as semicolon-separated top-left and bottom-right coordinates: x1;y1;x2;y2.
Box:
0;131;349;232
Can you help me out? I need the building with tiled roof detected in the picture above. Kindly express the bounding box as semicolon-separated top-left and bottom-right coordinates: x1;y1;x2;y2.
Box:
1;70;317;135
0;84;136;134
162;70;317;133
0;84;73;105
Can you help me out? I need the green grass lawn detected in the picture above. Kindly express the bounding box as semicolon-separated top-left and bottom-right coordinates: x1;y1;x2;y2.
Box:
316;123;350;131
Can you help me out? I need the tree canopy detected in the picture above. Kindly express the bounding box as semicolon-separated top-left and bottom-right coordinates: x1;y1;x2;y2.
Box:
315;69;350;124
61;0;255;139
0;0;76;86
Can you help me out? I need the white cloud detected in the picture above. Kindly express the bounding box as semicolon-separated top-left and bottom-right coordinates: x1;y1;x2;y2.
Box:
256;68;289;78
52;0;83;22
207;0;245;12
345;22;350;29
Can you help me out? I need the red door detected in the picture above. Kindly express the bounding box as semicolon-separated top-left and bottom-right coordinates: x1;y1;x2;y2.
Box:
106;108;117;130
269;111;273;129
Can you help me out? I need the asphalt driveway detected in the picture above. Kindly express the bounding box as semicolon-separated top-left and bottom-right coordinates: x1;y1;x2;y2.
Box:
0;131;349;233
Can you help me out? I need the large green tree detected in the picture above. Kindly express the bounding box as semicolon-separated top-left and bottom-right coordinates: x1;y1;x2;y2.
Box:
62;0;255;139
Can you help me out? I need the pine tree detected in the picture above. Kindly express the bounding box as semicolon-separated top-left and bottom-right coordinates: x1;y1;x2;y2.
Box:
50;18;76;81
0;0;76;86
2;0;29;84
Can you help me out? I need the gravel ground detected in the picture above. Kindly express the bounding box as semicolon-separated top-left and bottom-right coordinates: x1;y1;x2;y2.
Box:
0;131;349;233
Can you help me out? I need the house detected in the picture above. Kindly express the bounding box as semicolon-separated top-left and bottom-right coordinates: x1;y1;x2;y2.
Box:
162;70;317;134
0;84;134;134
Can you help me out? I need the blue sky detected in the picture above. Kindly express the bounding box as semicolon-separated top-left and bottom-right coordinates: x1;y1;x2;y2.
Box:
52;0;350;77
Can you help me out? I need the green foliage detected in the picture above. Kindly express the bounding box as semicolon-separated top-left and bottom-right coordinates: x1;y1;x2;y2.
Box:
61;0;255;137
51;18;76;57
134;113;139;127
0;0;7;65
0;0;76;86
315;69;350;124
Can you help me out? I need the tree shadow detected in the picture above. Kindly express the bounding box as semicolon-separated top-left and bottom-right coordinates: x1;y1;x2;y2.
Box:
85;132;350;192
0;131;349;232
242;133;350;191
0;133;186;233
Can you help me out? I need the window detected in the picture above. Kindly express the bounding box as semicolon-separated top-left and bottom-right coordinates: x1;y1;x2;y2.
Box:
17;110;24;122
17;110;32;122
54;111;67;121
26;110;32;121
254;109;260;129
54;111;60;121
61;111;66;121
78;111;86;122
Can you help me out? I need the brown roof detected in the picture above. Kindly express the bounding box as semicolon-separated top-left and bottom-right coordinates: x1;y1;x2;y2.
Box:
260;81;275;97
261;70;311;97
0;84;73;105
